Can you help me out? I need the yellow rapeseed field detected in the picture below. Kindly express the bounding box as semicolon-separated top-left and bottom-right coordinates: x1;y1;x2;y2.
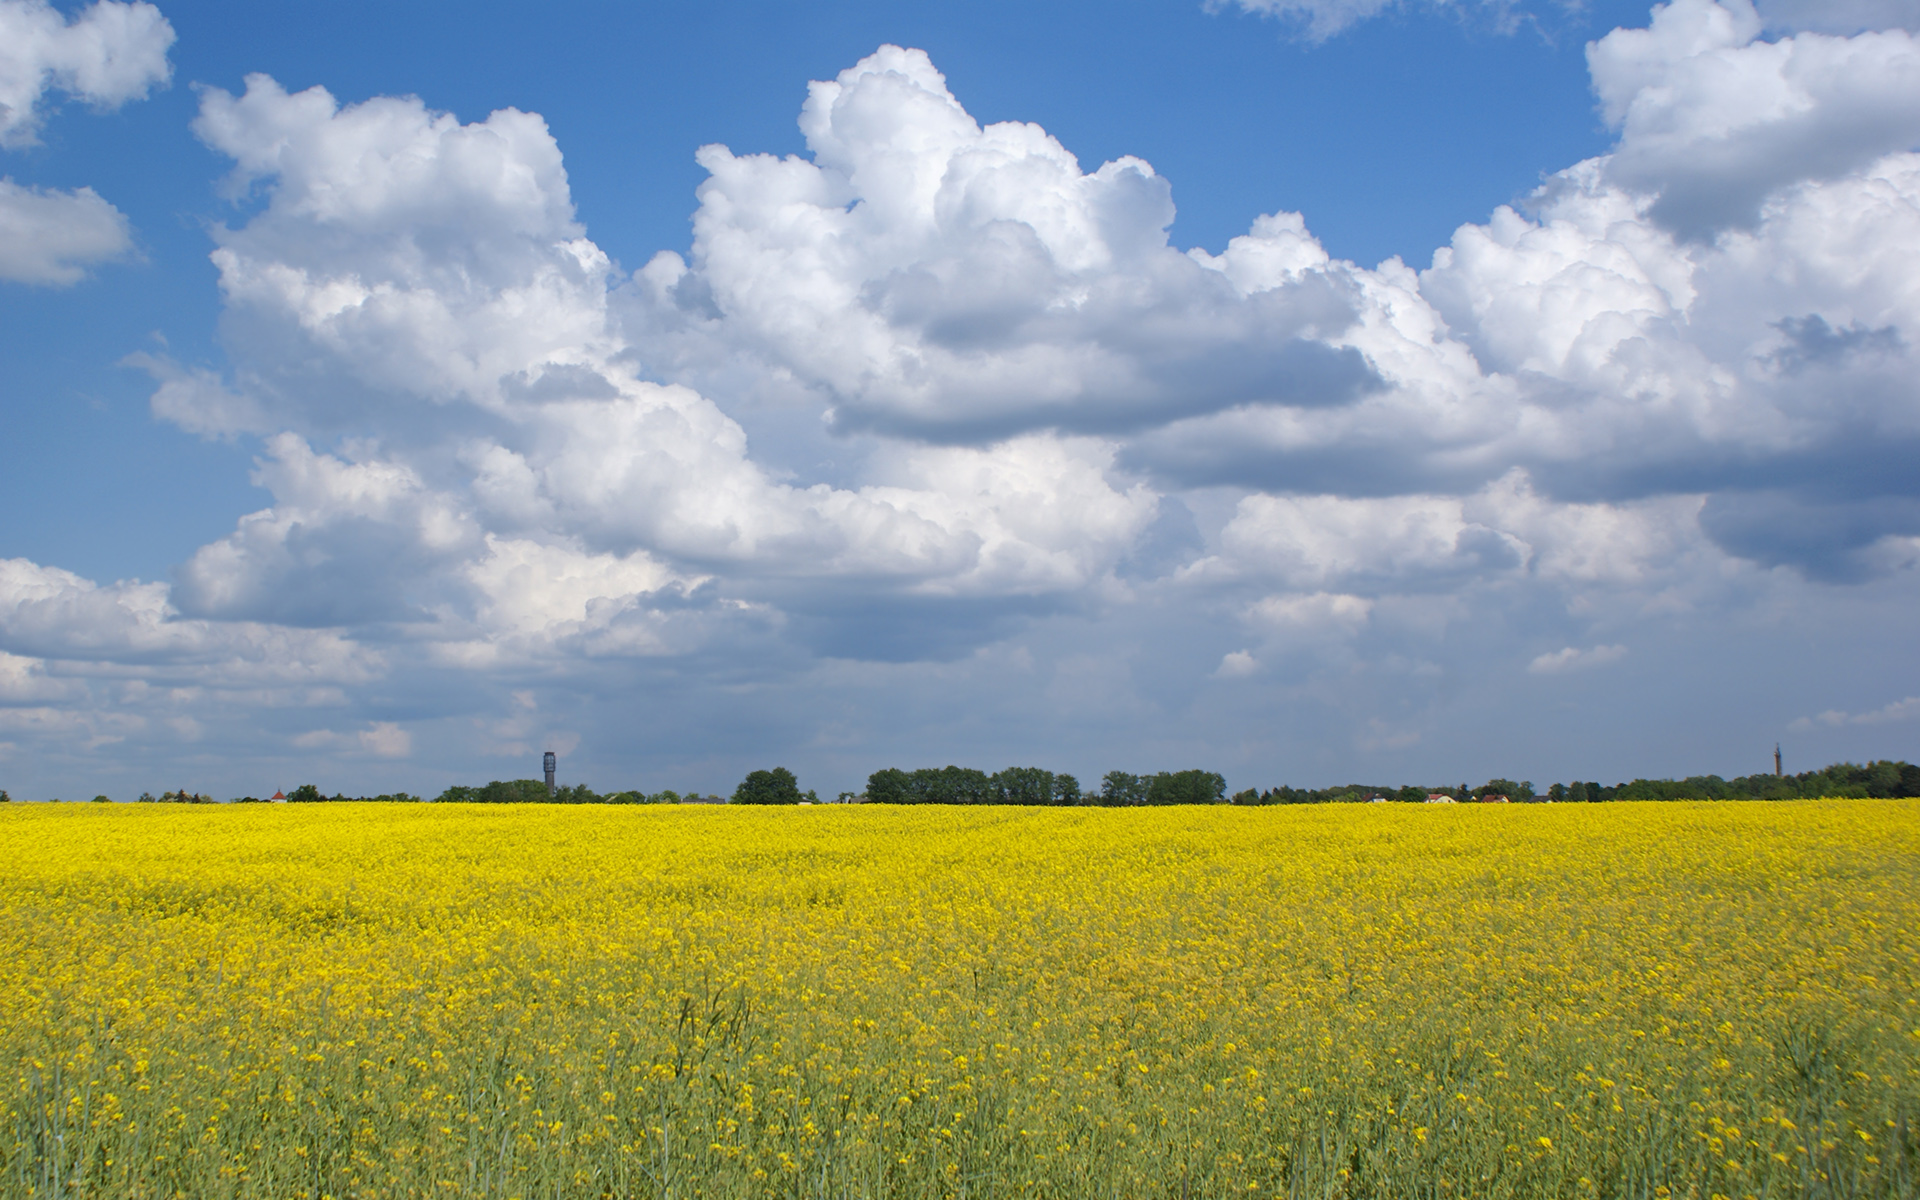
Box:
1;801;1916;1199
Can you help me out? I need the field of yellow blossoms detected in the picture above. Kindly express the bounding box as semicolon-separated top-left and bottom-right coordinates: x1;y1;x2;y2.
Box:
2;801;1916;1198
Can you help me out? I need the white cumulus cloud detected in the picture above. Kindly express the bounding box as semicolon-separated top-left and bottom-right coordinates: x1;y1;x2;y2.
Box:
0;178;130;283
1214;649;1260;678
623;46;1373;444
172;69;1161;626
1527;644;1628;673
1591;0;1920;237
0;1;170;287
0;0;172;147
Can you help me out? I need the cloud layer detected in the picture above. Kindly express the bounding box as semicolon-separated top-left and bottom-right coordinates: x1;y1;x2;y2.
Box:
3;0;1919;795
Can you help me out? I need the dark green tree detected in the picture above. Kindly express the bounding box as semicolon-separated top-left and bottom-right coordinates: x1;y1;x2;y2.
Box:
1099;771;1146;806
287;784;325;804
733;767;802;805
475;780;552;804
1055;774;1082;805
866;768;913;804
912;766;992;804
1145;770;1227;805
992;766;1055;806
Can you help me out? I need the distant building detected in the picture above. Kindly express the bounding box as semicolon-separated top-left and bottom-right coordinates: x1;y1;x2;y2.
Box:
1481;794;1511;804
270;790;287;803
1425;793;1456;804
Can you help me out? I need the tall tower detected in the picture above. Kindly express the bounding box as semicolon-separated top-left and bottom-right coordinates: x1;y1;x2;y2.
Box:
1774;743;1783;777
544;751;557;797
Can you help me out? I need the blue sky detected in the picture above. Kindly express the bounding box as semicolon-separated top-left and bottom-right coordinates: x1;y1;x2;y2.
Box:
2;0;1918;800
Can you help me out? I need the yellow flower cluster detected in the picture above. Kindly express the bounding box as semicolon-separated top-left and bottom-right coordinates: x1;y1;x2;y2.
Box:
1;800;1915;1197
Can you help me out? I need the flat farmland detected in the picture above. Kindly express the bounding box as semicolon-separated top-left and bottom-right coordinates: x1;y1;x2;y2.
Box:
2;802;1915;1198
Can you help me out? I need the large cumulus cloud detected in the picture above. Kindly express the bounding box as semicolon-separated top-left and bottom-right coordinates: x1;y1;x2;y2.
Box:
1590;0;1920;237
151;71;1157;667
629;12;1920;581
623;47;1376;443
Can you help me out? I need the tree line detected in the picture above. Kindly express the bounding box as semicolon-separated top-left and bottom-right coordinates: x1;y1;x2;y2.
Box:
227;782;719;803
8;759;1915;805
1549;759;1920;802
1217;760;1920;804
423;759;1920;805
860;767;1229;806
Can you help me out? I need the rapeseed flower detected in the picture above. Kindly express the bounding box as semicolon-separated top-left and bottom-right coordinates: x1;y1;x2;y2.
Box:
0;800;1913;1196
